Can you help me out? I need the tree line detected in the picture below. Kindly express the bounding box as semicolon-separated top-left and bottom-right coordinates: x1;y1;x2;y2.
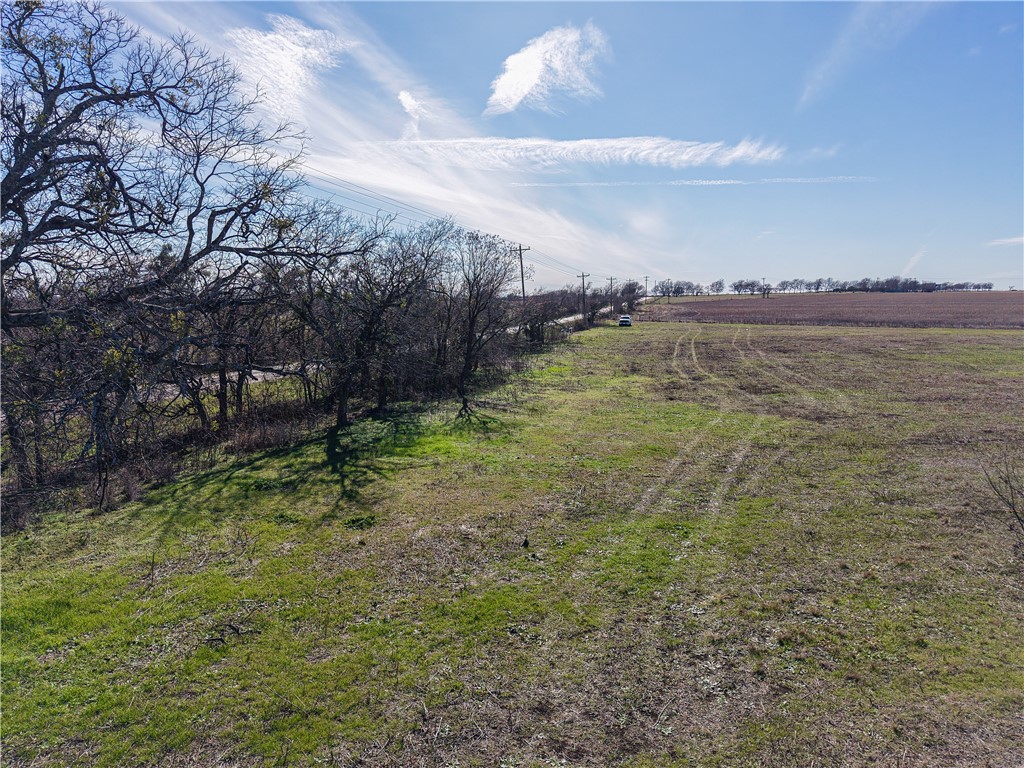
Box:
730;277;995;296
583;275;995;303
651;279;726;297
1;0;539;520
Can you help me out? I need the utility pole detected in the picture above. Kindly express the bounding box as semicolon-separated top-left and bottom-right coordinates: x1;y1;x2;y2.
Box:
608;276;615;314
578;272;590;320
643;275;650;320
516;245;531;334
517;244;531;306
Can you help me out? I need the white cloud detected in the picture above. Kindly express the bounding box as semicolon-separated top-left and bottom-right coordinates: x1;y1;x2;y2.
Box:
485;22;610;116
510;175;873;188
800;3;932;108
627;209;670;239
988;236;1024;247
225;15;350;123
121;6;654;286
754;175;874;184
398;90;428;139
901;247;925;277
363;137;783;172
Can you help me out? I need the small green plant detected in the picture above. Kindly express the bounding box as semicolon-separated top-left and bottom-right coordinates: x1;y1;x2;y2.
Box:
343;514;376;530
250;477;297;492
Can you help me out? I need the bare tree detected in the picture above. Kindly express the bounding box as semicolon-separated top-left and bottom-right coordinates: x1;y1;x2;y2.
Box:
267;202;388;428
2;0;297;322
363;218;456;411
2;0;303;500
441;230;519;417
982;454;1024;539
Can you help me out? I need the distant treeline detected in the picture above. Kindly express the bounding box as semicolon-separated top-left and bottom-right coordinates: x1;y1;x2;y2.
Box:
648;277;996;298
733;277;995;296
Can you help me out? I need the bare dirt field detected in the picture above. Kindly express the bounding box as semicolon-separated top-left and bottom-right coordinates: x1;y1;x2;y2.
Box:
647;291;1023;329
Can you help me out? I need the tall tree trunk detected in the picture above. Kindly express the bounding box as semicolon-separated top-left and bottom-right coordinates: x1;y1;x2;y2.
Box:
457;359;473;417
188;381;212;434
217;351;229;430
3;413;32;491
375;371;390;413
92;386;128;510
30;407;46;486
335;378;350;428
456;330;476;417
234;371;246;417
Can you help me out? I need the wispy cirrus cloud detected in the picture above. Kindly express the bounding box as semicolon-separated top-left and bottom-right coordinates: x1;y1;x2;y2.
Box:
988;236;1024;247
901;246;926;277
224;15;351;123
510;175;874;188
484;22;610;116
800;3;932;108
119;4;782;286
363;137;783;171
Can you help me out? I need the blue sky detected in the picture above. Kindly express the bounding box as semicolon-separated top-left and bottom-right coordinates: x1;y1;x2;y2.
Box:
117;1;1024;290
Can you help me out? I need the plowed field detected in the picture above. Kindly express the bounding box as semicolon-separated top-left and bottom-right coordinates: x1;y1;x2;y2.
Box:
647;291;1023;329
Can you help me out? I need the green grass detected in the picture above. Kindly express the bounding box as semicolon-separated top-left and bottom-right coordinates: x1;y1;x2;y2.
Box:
4;322;1023;766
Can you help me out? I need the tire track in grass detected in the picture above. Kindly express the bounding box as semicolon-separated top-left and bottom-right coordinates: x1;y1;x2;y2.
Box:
705;423;765;515
637;325;809;743
729;327;835;498
730;325;834;417
662;323;832;515
742;327;855;417
673;324;709;378
714;326;858;500
640;324;768;518
586;324;780;754
632;326;735;516
553;324;820;757
636;322;838;524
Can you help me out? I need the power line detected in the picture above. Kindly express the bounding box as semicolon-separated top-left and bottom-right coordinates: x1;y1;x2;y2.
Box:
526;251;580;279
296;163;617;285
304;167;447;223
529;247;614;282
301;181;426;228
532;247;605;278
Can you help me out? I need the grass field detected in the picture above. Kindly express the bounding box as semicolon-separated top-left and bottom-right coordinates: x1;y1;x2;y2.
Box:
3;319;1023;766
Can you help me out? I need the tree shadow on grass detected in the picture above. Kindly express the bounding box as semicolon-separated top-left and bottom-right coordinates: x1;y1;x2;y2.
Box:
448;408;507;436
325;425;393;501
132;403;505;538
325;407;431;501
